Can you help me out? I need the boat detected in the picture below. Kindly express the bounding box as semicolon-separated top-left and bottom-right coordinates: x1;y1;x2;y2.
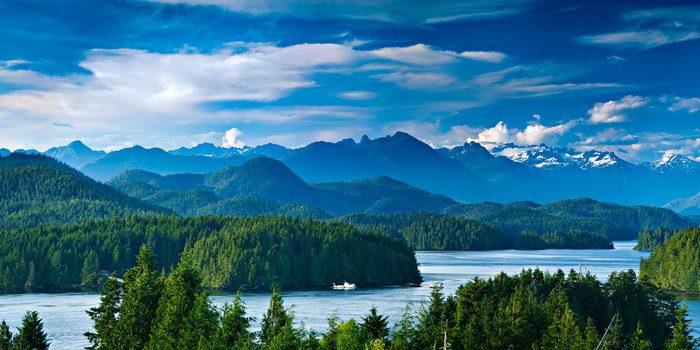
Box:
429;281;444;289
332;281;356;290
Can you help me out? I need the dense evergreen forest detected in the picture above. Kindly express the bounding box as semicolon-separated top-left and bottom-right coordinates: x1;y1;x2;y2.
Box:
635;226;684;251
640;226;700;292
445;198;695;240
69;246;696;349
0;153;169;230
0;215;420;288
341;212;613;250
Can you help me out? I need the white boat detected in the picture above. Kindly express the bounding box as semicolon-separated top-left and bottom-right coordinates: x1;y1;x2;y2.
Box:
429;281;443;289
332;281;356;290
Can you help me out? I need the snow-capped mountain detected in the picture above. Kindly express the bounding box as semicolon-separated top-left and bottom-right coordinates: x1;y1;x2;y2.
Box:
493;144;630;171
644;154;700;174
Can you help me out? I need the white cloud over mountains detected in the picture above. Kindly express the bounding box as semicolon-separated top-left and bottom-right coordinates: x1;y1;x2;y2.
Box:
471;119;578;147
588;95;647;124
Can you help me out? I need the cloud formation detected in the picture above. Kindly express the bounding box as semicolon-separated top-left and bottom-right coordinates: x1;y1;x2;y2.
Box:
577;6;700;50
143;0;537;24
472;119;577;147
222;128;245;148
669;97;700;113
588;95;647;124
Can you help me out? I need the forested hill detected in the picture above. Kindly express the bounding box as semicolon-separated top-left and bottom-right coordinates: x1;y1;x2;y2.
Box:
108;157;457;217
340;212;613;250
0;153;170;230
443;197;695;240
0;215;421;288
640;226;700;292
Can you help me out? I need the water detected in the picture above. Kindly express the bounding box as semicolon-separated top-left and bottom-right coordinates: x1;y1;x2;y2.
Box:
1;241;696;349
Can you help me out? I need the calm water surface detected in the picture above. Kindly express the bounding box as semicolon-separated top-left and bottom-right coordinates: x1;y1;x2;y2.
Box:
1;241;696;349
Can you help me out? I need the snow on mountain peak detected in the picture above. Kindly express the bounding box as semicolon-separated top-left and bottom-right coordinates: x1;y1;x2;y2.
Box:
649;154;700;173
492;144;623;170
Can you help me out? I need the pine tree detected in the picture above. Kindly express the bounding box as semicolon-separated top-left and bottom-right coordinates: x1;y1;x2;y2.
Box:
217;291;253;348
147;252;218;350
665;304;698;350
259;285;294;346
116;245;163;349
12;311;50;350
0;321;12;350
84;273;122;350
361;306;389;342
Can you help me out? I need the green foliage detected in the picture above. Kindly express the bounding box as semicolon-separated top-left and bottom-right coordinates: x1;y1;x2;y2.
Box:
12;311;49;350
0;321;12;350
444;197;694;240
0;215;420;288
108;159;457;217
0;153;169;231
640;226;700;291
635;226;682;251
341;212;613;250
84;274;122;350
361;307;389;343
216;292;253;348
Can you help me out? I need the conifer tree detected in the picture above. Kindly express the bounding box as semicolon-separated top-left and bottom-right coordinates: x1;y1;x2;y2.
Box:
217;291;253;348
259;285;294;346
361;306;389;342
147;252;218;350
12;311;50;350
0;321;12;350
84;273;122;350
116;245;163;349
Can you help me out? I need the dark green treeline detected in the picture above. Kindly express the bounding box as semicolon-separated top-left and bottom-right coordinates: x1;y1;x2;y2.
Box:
341;212;613;250
85;246;696;350
0;215;421;288
640;226;700;292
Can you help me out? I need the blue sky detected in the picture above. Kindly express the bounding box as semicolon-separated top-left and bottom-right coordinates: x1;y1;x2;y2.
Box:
1;0;699;163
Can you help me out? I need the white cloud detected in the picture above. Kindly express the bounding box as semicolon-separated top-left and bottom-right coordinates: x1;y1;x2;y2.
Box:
370;44;456;66
578;30;700;50
222;128;245;148
472;121;513;145
669;97;700;113
470;119;578;147
577;6;700;50
588;95;648;124
143;0;537;24
373;71;455;90
337;91;377;100
459;51;507;63
515;120;578;145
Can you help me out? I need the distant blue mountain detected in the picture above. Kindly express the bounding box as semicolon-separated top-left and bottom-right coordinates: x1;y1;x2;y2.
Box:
282;132;492;203
44;140;106;168
81;146;247;181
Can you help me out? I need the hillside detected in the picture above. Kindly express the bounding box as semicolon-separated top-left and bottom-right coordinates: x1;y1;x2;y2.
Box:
442;197;694;240
0;153;170;230
108;157;458;217
640;226;700;291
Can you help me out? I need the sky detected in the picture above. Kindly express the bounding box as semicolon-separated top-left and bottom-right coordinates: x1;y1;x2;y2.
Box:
1;0;700;163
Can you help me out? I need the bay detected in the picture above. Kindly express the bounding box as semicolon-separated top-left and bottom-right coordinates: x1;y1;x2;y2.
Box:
1;241;696;349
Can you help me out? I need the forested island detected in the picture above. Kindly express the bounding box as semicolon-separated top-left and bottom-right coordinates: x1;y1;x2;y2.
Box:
0;215;420;289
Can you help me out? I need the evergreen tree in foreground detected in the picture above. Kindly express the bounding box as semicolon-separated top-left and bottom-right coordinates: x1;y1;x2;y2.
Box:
0;321;12;350
84;273;122;350
12;311;50;350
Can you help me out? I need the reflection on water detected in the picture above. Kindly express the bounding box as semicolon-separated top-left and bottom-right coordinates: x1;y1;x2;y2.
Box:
2;241;699;349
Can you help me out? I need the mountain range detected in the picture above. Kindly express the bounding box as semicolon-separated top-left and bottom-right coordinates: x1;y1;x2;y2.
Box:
4;132;700;210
